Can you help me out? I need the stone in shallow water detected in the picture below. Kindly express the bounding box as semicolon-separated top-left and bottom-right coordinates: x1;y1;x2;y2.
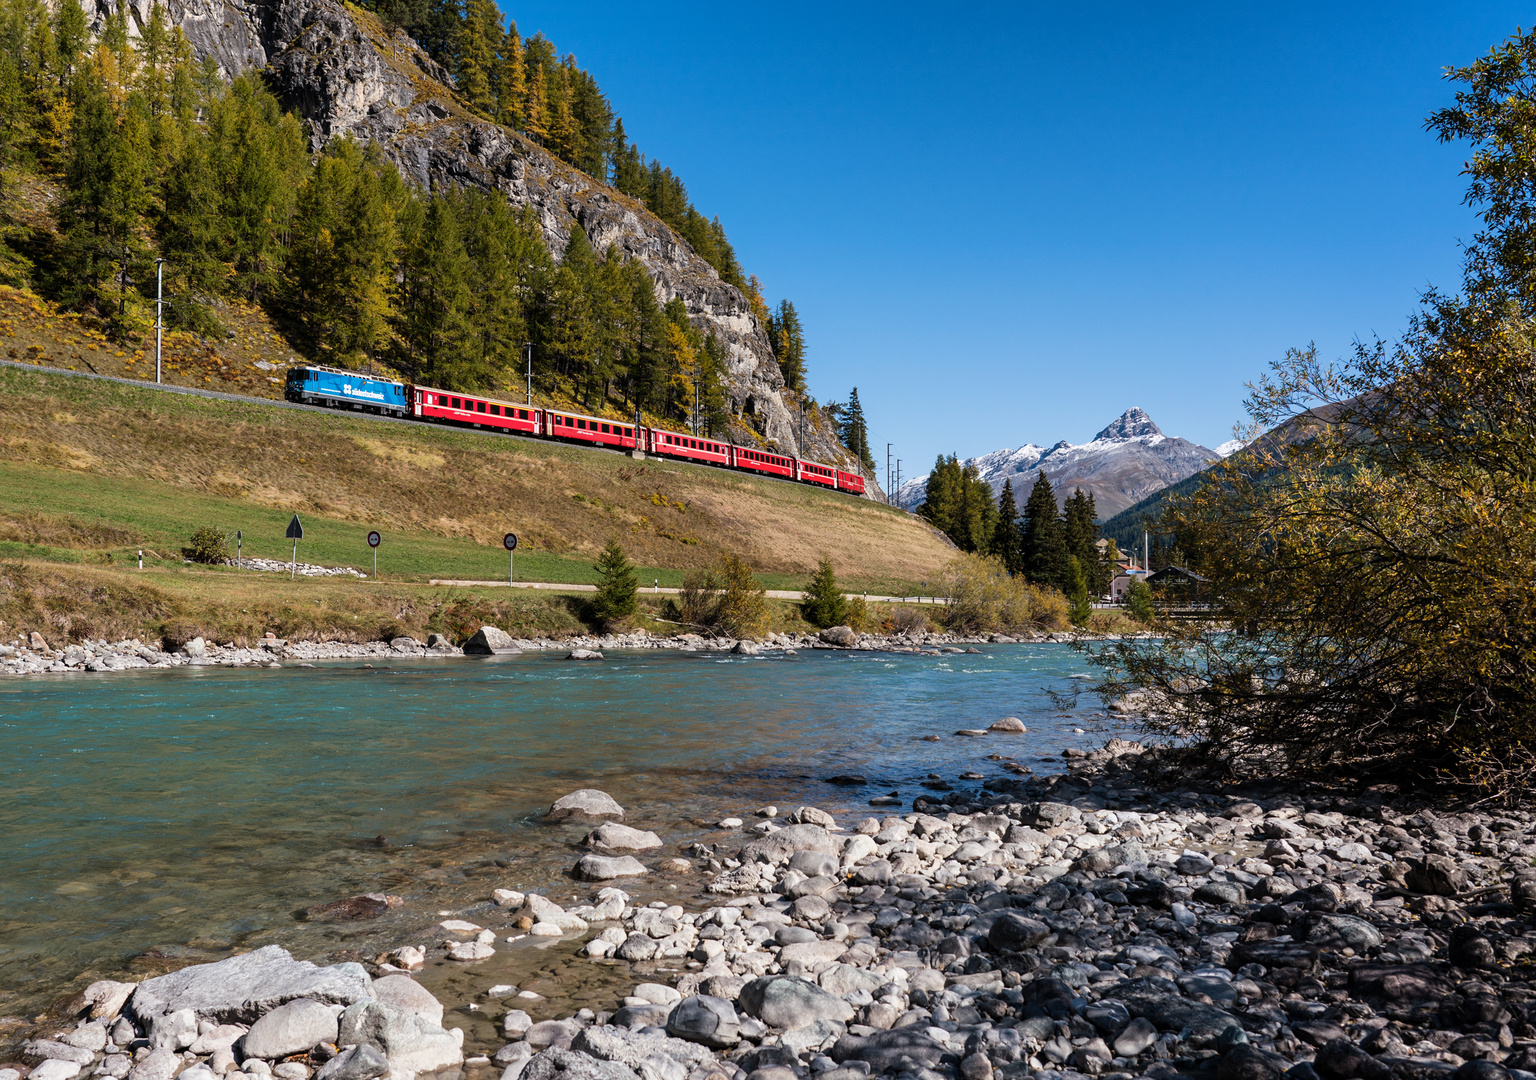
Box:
573;855;648;881
336;1000;462;1075
584;823;663;854
549;790;626;824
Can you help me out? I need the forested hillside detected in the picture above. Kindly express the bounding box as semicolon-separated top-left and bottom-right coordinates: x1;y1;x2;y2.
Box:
0;0;871;472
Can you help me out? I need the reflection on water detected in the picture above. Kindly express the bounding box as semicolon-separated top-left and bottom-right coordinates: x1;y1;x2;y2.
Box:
0;644;1118;1015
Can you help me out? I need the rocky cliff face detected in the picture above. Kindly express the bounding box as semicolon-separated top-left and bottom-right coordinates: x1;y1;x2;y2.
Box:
895;407;1219;519
87;0;879;495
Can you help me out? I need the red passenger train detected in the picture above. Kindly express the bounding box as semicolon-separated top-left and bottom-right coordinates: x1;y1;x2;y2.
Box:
406;381;866;496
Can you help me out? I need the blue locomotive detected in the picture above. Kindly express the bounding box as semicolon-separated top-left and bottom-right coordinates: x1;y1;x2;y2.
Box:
284;365;409;417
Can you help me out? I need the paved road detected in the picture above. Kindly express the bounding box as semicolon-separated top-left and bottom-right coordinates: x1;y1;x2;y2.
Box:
428;579;947;604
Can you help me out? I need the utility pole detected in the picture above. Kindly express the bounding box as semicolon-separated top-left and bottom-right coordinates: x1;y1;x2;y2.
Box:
525;342;532;405
896;459;903;505
799;397;805;453
886;443;892;505
693;375;700;435
154;258;164;384
1144;529;1150;573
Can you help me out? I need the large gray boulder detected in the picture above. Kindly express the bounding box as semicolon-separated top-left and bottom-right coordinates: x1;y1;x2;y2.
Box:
463;626;522;655
549;789;626;823
573;855;648;881
818;626;856;647
127;947;371;1039
370;975;444;1026
521;1049;640;1080
571;1026;714;1070
336;1000;463;1075
665;996;739;1049
738;975;855;1029
741;824;837;863
241;998;339;1059
584;823;663;854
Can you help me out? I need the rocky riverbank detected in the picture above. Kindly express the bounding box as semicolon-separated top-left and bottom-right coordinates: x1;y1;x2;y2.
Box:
13;742;1536;1080
0;625;1077;677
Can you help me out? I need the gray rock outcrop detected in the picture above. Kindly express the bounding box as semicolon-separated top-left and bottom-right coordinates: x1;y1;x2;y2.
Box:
126;946;371;1036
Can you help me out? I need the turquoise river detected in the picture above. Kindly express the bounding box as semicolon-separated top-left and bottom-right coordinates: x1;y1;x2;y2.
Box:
0;643;1124;1023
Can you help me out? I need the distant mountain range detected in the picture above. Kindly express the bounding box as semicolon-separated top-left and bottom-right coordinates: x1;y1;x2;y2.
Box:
896;407;1232;520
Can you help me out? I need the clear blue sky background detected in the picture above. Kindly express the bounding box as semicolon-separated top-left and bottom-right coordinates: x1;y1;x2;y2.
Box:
500;0;1525;480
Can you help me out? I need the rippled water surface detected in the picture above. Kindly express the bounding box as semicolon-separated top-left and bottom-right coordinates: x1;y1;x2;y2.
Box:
0;643;1119;1016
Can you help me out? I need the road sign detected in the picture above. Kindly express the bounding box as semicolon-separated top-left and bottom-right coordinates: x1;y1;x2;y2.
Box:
286;515;304;540
367;531;381;548
504;533;518;586
503;533;518;551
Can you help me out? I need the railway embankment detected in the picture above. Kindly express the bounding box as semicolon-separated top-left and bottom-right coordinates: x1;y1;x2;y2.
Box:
17;742;1532;1080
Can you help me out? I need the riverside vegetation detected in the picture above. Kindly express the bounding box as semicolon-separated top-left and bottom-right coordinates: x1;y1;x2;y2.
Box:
1101;23;1536;796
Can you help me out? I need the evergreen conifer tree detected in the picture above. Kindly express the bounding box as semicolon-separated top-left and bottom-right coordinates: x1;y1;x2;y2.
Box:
592;537;639;625
395;189;477;386
994;478;1022;572
1022;472;1069;591
917;454;961;537
842;388;875;470
772;299;805;391
801;554;847;629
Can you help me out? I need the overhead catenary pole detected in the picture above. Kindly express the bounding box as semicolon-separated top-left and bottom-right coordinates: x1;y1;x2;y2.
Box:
525;342;532;405
1144;529;1150;574
886;443;892;505
154;258;164;384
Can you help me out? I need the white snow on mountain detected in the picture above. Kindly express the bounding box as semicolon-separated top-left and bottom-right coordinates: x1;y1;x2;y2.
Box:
895;406;1221;519
1214;439;1247;458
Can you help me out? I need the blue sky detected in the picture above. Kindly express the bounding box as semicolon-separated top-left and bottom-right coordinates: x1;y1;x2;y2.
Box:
502;0;1524;481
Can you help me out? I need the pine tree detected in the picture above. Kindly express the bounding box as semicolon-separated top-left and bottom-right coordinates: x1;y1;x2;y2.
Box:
842;388;874;470
592;537;639;625
772;298;805;392
917;454;961;537
456;0;496;116
801;554;847;629
1022;472;1069;591
994;478;1021;572
496;21;524;129
1062;488;1107;597
394;189;478;386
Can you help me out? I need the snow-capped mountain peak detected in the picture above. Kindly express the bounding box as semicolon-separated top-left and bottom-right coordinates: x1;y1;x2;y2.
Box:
895;407;1220;518
1093;406;1162;442
1214;439;1247;458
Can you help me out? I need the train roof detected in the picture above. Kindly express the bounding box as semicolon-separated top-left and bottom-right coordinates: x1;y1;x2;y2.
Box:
412;383;537;412
290;364;404;385
543;404;642;428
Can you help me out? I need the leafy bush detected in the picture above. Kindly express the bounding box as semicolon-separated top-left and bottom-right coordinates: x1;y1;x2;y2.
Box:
715;552;767;639
886;604;931;635
800;555;847;628
845;595;869;632
669;552;767;638
940;553;1069;634
183;526;231;564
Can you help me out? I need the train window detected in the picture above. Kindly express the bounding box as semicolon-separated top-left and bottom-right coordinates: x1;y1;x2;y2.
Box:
519;409;528;420
476;401;486;413
452;397;461;409
601;423;610;434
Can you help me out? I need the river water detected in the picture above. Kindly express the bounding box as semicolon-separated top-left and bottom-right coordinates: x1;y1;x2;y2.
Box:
0;643;1121;1022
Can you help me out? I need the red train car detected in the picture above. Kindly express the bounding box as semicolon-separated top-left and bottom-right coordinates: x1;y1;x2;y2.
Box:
545;408;639;451
733;445;795;480
648;428;731;466
837;469;866;495
413;385;541;435
797;459;837;489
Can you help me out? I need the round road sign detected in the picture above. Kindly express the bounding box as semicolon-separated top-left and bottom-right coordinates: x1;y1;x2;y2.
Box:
503;533;519;551
367;530;381;548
